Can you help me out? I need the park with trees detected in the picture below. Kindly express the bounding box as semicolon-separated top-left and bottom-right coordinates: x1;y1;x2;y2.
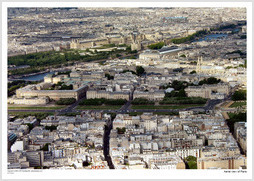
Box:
8;44;138;76
232;90;246;101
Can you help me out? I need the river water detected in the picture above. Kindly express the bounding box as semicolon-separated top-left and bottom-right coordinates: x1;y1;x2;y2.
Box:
21;72;54;81
196;34;228;42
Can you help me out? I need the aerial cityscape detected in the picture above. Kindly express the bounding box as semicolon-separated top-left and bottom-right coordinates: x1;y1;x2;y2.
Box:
6;7;248;172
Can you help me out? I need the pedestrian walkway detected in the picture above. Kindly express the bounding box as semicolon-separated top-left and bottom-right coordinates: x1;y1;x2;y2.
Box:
224;101;234;108
221;111;230;119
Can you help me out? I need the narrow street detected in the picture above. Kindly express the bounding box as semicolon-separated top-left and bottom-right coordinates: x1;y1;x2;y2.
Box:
103;117;115;169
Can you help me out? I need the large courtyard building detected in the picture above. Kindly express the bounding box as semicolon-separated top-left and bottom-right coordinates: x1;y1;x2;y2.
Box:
15;83;87;101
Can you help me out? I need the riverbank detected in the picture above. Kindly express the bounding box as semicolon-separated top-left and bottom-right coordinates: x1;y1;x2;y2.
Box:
195;33;228;42
8;67;72;82
9;69;50;80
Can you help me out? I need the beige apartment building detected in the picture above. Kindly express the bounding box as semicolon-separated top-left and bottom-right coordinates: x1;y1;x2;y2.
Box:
70;32;159;51
16;84;88;101
70;36;129;50
234;122;247;155
133;90;165;101
196;57;225;74
185;83;230;99
70;71;104;81
86;90;130;100
139;50;161;60
44;74;68;84
148;155;186;169
197;156;247;169
8;96;49;105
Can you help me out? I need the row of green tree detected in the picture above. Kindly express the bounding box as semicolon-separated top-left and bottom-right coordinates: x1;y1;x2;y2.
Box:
8;51;82;67
79;98;127;106
210;23;237;31
132;98;155;105
8;62;69;76
160;97;207;105
55;98;76;105
8;66;45;76
171;29;210;44
147;42;165;49
8;46;138;76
